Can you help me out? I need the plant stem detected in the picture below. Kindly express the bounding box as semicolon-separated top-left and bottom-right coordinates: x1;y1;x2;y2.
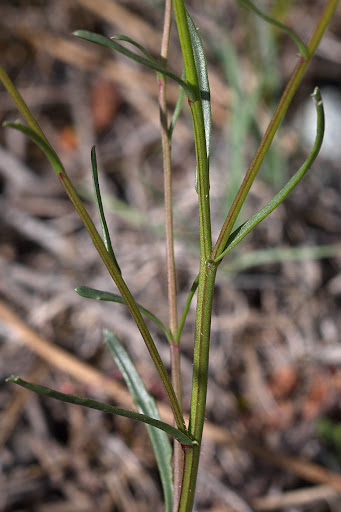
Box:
0;63;188;436
212;0;340;261
0;64;48;144
172;0;212;263
59;172;186;432
175;1;339;510
178;262;218;512
158;0;185;507
172;1;215;510
159;0;179;382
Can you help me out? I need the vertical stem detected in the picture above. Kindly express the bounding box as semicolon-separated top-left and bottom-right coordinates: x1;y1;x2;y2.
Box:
159;0;179;373
175;1;339;511
177;263;217;512
172;1;215;510
173;0;212;262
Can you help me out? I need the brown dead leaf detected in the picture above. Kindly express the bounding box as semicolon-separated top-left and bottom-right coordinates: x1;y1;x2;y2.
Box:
90;79;121;132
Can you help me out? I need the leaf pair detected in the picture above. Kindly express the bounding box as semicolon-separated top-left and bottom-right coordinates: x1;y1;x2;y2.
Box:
7;331;195;512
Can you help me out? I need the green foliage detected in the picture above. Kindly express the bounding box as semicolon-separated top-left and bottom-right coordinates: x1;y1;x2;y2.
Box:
212;88;325;263
91;146;121;273
74;30;195;100
236;0;308;57
75;286;172;341
2;2;340;510
104;330;174;511
316;418;341;458
6;376;194;445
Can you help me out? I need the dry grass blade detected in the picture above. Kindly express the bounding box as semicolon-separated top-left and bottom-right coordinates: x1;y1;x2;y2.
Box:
253;484;338;511
247;442;341;493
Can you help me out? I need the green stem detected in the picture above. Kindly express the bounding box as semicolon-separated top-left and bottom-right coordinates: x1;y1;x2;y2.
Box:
0;64;48;144
60;172;186;432
212;87;325;263
158;0;184;507
212;0;339;261
159;0;179;360
178;263;217;512
172;2;214;510
0;65;186;435
172;0;212;262
176;1;339;511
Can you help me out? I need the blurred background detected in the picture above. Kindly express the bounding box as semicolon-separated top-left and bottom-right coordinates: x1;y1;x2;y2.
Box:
1;1;341;510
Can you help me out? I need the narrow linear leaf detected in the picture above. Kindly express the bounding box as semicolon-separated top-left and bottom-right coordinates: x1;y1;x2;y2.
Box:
3;122;66;177
104;330;173;511
236;0;308;58
7;376;194;446
75;286;172;342
110;35;158;64
176;274;199;344
186;11;211;161
74;30;195;100
213;87;324;263
169;69;185;140
186;10;211;193
91;146;121;273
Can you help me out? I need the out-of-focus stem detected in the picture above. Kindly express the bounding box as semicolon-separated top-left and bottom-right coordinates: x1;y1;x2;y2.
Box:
159;0;178;353
158;1;184;509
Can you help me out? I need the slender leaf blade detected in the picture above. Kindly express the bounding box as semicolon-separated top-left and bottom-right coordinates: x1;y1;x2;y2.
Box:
236;0;308;58
75;286;172;342
214;87;324;263
169;69;185;140
7;376;194;446
186;11;211;161
111;34;158;64
176;274;199;344
74;30;195;100
104;330;173;511
91;146;121;273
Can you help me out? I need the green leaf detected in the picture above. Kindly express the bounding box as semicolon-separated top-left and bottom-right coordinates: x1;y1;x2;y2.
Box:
110;34;158;64
169;68;185;140
213;87;325;263
104;330;173;511
7;376;194;446
74;30;196;100
186;11;211;193
176;274;199;344
3;121;66;177
186;11;211;161
236;0;308;58
75;286;172;342
91;146;121;273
